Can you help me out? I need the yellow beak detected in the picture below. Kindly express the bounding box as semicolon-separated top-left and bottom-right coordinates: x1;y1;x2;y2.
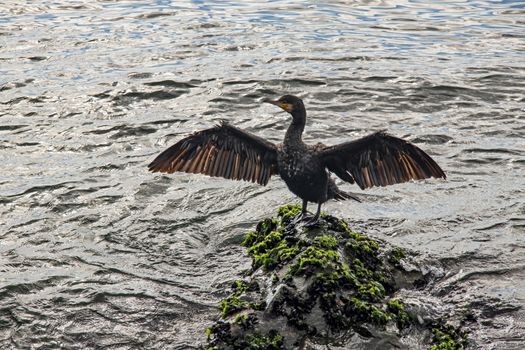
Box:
263;98;293;113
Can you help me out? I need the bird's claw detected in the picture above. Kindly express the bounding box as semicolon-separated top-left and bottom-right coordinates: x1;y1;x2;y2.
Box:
291;213;306;225
302;216;320;227
294;212;320;227
290;210;320;227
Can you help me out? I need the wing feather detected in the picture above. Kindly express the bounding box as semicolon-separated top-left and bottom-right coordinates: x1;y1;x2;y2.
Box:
212;148;224;177
189;146;204;173
246;158;255;182
149;122;279;185
225;150;234;179
321;132;445;190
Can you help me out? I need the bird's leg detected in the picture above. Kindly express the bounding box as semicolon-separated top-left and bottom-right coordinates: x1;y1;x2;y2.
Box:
304;203;322;226
301;199;308;216
292;199;308;224
304;180;327;226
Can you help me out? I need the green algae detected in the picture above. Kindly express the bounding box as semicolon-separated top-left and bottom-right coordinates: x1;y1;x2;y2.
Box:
206;321;283;350
241;213;304;270
233;313;247;325
217;279;267;323
430;326;467;350
219;280;251;317
289;245;339;276
220;295;248;318
358;280;386;302
335;218;351;233
345;236;379;260
276;203;302;225
244;331;283;349
313;234;338;249
388;246;407;266
347;297;391;326
233;313;259;331
387;298;410;329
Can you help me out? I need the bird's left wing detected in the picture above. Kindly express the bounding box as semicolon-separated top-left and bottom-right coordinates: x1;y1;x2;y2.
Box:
148;122;278;185
319;132;446;190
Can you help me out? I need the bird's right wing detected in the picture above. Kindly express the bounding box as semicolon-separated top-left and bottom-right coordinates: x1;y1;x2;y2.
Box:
320;132;446;190
148;122;279;185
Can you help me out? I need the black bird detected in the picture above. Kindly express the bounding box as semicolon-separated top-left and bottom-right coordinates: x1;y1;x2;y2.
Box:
148;95;446;224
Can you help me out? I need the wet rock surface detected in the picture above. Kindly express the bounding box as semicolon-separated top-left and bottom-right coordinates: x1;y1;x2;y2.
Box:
205;205;469;349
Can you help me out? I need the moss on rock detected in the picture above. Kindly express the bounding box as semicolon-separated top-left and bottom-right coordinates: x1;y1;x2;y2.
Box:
241;215;304;271
430;325;468;350
388;246;407;267
386;298;410;329
206;321;283;350
276;204;302;225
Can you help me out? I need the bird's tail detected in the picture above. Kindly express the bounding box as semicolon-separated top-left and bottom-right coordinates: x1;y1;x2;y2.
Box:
333;189;361;202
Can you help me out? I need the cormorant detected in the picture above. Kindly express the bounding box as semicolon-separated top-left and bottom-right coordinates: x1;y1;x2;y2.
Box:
148;95;446;224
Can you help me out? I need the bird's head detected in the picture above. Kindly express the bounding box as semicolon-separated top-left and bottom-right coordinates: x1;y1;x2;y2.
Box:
263;95;305;117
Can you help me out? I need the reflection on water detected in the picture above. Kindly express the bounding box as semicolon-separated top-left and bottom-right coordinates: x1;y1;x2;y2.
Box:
1;1;524;349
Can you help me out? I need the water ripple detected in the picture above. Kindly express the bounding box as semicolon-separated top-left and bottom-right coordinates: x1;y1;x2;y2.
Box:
0;0;524;348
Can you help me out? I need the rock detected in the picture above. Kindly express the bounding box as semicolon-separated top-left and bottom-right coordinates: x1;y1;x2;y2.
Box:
204;204;467;350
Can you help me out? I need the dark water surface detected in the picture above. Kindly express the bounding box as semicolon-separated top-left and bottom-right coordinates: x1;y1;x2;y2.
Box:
1;1;524;349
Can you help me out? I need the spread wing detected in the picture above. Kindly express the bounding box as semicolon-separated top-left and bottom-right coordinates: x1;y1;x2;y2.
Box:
148;122;279;185
320;132;446;190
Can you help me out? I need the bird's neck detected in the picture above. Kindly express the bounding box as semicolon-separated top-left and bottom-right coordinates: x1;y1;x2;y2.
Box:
284;110;306;145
